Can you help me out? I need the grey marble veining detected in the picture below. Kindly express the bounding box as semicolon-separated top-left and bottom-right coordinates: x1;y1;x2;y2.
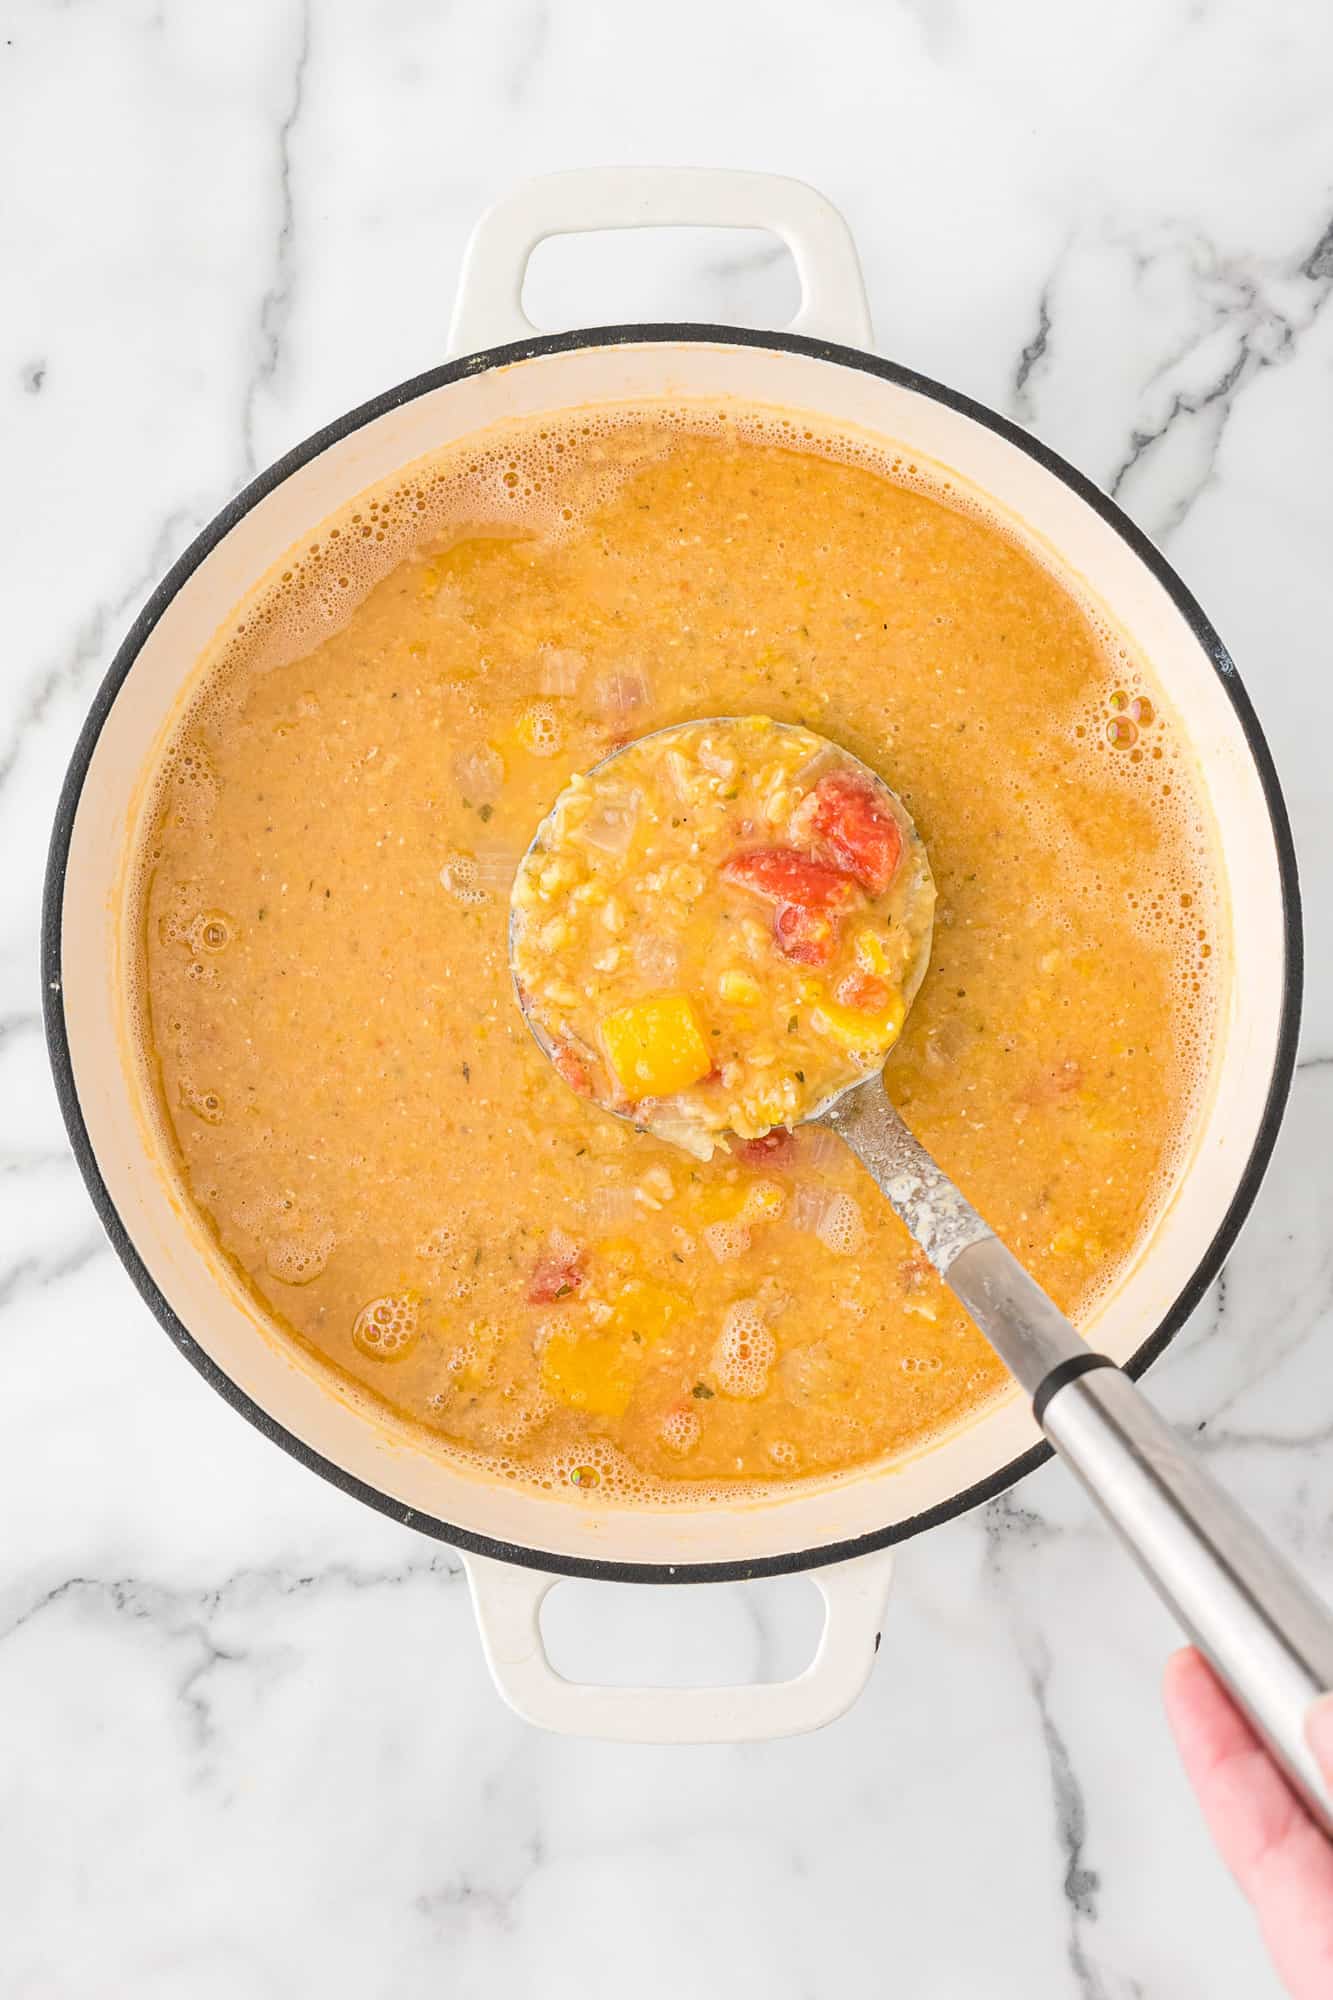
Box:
5;2;1333;1993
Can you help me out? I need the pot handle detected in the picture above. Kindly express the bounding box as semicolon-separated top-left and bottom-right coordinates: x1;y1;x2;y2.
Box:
461;1545;894;1742
447;167;874;357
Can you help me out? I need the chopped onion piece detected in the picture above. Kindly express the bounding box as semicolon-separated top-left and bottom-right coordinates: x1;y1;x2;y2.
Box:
473;848;520;891
789;742;840;793
588;1183;634;1232
799;1125;843;1171
633;931;680;985
451;744;504;804
574;792;640;856
536;647;586;696
793;1184;831;1234
697;741;738;780
665;749;694;801
594;667;652;716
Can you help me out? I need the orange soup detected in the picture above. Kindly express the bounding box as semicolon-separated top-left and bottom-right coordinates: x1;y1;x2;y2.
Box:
133;407;1221;1500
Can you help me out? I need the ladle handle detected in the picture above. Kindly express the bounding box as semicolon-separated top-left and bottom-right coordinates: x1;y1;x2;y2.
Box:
828;1083;1333;1835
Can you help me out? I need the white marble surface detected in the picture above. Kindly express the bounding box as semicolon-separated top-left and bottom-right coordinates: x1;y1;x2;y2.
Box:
4;2;1333;1993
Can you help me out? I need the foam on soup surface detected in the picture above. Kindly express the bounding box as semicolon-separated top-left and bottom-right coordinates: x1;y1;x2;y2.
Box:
132;405;1222;1499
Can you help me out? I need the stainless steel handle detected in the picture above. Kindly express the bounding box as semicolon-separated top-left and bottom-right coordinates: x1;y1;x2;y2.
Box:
827;1081;1333;1833
1043;1365;1333;1832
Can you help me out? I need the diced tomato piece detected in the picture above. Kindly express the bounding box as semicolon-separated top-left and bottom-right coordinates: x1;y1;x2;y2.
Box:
528;1249;585;1304
836;971;892;1013
722;848;861;910
804;771;903;893
740;1130;796;1167
553;1043;593;1096
774;903;837;965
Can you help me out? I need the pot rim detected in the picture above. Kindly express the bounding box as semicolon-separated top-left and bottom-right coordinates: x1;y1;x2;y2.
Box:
41;322;1303;1584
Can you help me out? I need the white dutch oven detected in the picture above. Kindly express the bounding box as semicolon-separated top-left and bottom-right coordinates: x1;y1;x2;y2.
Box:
43;170;1301;1743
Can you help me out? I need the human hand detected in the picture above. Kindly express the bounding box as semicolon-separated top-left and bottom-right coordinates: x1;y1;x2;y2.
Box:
1165;1648;1333;1999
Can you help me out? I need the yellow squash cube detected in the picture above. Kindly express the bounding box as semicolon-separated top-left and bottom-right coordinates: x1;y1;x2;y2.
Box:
540;1277;686;1417
540;1326;640;1418
812;990;906;1055
611;1277;687;1343
600;993;713;1097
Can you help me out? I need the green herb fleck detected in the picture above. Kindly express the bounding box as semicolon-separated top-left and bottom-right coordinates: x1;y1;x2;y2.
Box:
258;907;267;921
787;1015;798;1033
691;1382;715;1400
554;1283;572;1299
477;802;494;822
795;1069;805;1083
462;1062;471;1082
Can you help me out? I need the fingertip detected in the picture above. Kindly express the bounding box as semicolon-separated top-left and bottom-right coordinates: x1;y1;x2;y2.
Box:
1162;1644;1210;1721
1162;1646;1260;1781
1164;1644;1203;1694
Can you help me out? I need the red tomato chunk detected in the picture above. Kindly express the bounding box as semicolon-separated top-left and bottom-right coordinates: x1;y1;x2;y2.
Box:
774;903;838;965
553;1044;593;1096
802;771;903;893
528;1251;585;1304
836;971;892;1013
739;1130;796;1166
722;848;861;910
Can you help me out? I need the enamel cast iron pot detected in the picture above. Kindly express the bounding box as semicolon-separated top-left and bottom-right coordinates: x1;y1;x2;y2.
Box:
44;170;1301;1743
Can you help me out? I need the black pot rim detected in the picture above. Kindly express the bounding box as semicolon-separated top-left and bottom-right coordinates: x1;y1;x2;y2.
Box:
41;322;1303;1585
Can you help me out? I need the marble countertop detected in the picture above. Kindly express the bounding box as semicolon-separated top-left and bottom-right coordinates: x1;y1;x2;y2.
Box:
5;2;1333;1994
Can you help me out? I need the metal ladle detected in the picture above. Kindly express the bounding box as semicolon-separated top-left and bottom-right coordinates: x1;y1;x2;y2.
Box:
512;722;1333;1829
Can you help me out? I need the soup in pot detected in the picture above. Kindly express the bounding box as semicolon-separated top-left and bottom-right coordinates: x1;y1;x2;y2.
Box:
132;407;1221;1500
